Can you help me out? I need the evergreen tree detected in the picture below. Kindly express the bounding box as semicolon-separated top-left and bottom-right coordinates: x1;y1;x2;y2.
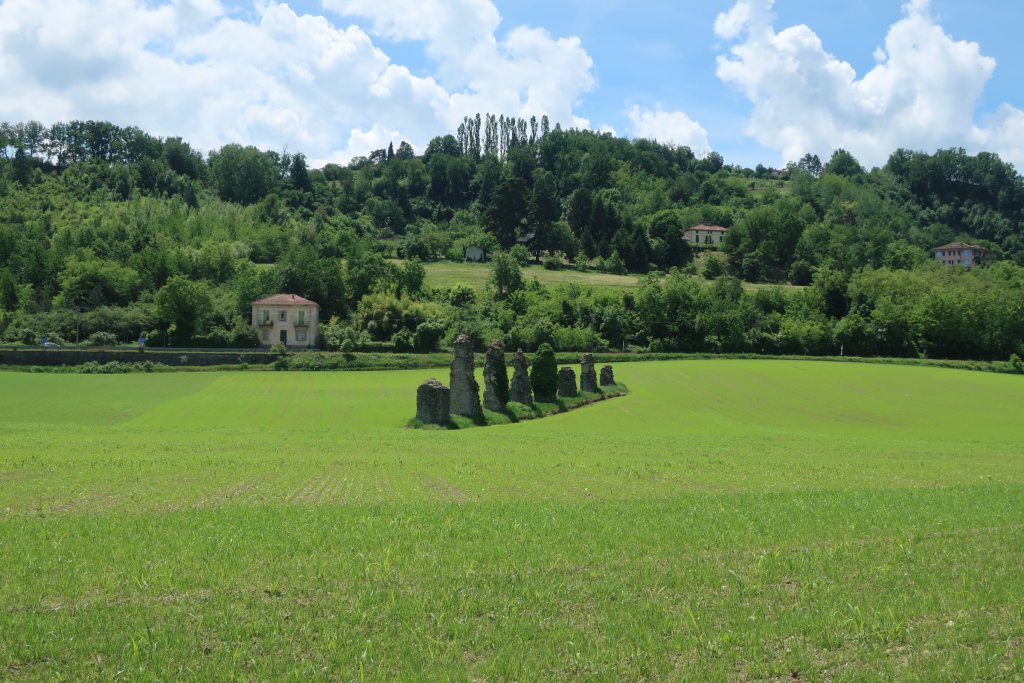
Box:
530;343;558;402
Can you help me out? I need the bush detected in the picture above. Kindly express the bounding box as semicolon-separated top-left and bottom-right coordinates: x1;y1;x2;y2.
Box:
84;331;119;347
530;343;558;402
604;251;627;275
703;256;726;279
509;244;530;266
391;328;415;352
789;259;813;286
543;256;562;270
1011;353;1023;374
414;321;446;352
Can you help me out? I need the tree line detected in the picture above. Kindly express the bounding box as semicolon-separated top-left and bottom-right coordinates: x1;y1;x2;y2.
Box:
1;117;1023;362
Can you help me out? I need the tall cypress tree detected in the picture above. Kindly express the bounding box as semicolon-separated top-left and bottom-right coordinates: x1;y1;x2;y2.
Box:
530;343;558;402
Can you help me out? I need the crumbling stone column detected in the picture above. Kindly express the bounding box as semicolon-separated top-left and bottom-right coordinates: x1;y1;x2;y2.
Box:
557;366;578;398
509;350;533;405
416;378;450;424
449;334;482;418
483;340;509;411
600;365;615;386
580;353;597;393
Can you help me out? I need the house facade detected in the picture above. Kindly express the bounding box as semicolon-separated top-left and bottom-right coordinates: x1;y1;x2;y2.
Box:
251;294;320;348
684;224;728;246
930;242;987;268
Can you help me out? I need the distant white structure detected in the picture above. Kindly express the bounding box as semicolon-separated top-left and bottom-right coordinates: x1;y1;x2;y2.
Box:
684;223;728;246
464;245;486;262
251;294;320;348
930;242;986;268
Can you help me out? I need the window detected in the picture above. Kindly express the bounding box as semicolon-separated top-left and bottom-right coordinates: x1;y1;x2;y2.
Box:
296;329;307;342
262;310;270;322
279;310;287;322
298;310;305;323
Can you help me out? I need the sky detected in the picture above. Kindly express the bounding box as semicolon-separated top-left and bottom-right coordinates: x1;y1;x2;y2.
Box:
1;0;1022;170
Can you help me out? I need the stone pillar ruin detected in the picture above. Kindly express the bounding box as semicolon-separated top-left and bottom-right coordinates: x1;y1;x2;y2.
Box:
557;366;578;398
416;378;451;424
509;350;533;405
580;353;597;393
483;341;509;412
600;365;615;386
449;334;482;418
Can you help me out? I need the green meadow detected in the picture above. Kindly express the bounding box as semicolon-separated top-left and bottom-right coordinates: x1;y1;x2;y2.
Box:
1;361;1023;680
421;260;642;291
418;260;806;294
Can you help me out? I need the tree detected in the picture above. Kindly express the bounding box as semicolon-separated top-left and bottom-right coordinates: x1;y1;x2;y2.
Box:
401;258;426;298
530;342;558;402
529;168;560;260
395;141;415;160
156;275;213;345
57;257;141;308
824;149;865;177
482;177;528;248
209;144;277;205
797;153;823;178
490;252;524;299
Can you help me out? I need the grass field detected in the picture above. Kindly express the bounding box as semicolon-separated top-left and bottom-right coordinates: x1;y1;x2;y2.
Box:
418;260;805;294
420;260;643;291
2;361;1023;680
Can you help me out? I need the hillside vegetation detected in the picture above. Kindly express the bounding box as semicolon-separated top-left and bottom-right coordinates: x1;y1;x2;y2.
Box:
1;361;1023;678
1;119;1023;359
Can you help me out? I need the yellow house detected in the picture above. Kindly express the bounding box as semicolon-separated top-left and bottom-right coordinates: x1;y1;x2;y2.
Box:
684;223;728;246
251;294;320;348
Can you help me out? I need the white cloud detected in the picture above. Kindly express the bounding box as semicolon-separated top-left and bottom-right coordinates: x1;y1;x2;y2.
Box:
627;105;710;157
326;0;595;129
0;0;596;166
714;0;1024;169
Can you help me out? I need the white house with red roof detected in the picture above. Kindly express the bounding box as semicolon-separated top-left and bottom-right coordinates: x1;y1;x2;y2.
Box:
251;294;320;348
930;242;987;268
684;223;728;247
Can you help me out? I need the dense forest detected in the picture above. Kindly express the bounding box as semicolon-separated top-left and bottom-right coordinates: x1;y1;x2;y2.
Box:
1;116;1023;361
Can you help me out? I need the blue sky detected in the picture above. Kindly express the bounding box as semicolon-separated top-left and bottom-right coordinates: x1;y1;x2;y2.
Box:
1;0;1022;169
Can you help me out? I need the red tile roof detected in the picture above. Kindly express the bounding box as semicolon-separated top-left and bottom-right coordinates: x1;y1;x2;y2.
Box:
930;242;986;253
252;293;320;308
688;224;728;232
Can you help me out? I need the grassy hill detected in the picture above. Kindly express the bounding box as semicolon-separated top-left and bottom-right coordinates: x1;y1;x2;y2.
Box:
2;361;1023;679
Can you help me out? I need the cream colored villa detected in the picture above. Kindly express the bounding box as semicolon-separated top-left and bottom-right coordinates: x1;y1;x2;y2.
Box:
684;223;728;246
251;294;320;348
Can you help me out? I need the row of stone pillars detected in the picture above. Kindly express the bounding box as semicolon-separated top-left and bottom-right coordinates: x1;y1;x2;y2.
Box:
416;335;616;425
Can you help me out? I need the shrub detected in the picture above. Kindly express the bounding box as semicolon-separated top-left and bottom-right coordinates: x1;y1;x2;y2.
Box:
84;331;119;347
604;251;627;275
703;256;726;279
509;244;530;266
543;256;562;270
1011;353;1023;374
391;328;415;352
530;343;558;402
414;321;446;352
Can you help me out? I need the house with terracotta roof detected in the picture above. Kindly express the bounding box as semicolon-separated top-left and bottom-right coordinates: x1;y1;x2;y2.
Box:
684;224;728;247
251;294;320;348
930;242;987;268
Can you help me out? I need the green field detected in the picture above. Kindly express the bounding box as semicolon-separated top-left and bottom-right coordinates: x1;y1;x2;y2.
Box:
2;361;1023;680
421;260;643;291
418;260;805;294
